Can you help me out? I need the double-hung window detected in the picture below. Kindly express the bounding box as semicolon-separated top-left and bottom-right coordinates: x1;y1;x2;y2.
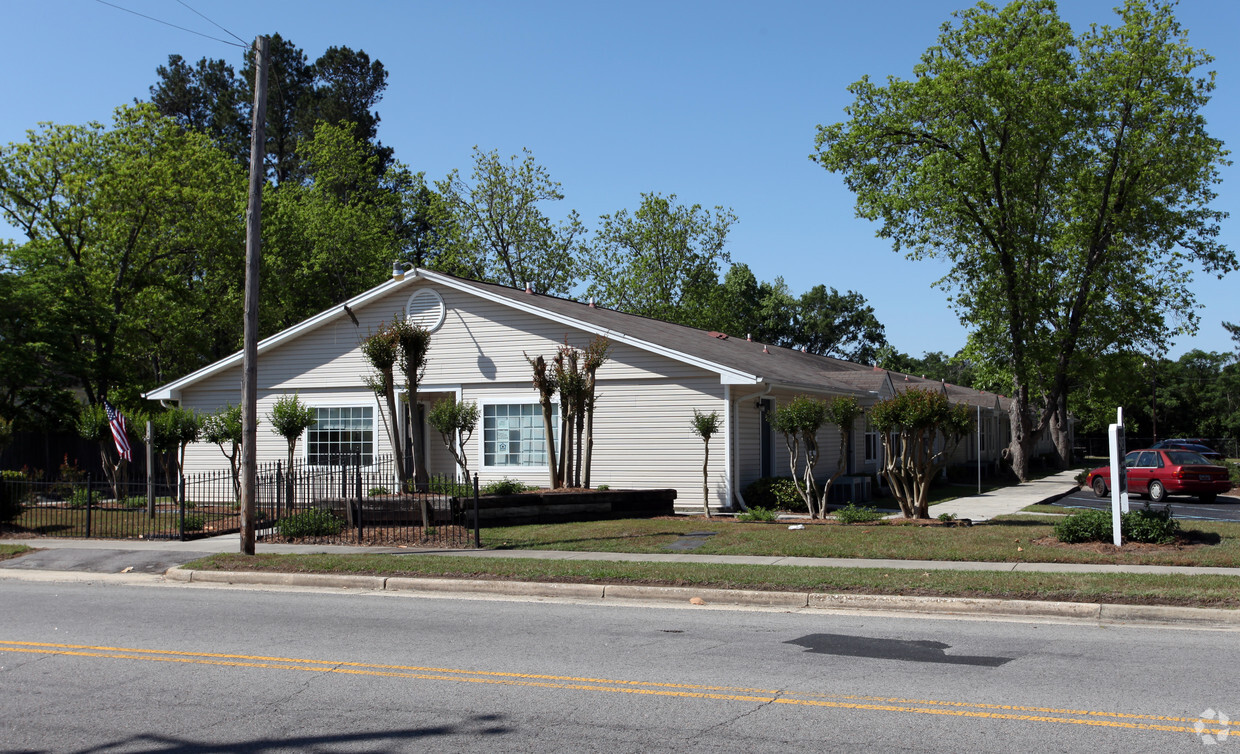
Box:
306;406;374;465
483;403;557;468
864;418;880;463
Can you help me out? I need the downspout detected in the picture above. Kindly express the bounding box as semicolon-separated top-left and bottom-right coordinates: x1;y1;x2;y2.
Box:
730;382;772;511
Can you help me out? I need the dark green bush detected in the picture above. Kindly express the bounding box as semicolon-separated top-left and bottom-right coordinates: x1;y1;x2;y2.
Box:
1224;460;1239;484
1054;505;1180;545
182;514;205;531
1;470;26;522
835;502;884;524
67;487;92;508
1124;505;1180;544
1054;509;1112;543
277;508;343;538
736;506;777;522
367;486;391;497
482;478;535;495
428;477;473;497
743;477;805;512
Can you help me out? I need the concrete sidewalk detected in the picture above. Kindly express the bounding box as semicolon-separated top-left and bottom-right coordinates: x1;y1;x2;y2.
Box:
925;469;1081;522
4;468;1237;578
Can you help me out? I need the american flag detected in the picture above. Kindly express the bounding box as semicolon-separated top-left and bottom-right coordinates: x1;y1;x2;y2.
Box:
103;400;132;462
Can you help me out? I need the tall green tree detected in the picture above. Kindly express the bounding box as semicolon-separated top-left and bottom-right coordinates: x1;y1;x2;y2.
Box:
436;147;584;296
813;0;1234;481
0;105;244;407
584;193;736;323
150;35;391;183
786;286;887;362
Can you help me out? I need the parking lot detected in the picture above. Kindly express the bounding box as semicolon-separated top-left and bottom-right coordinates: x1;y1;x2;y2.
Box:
1049;488;1240;522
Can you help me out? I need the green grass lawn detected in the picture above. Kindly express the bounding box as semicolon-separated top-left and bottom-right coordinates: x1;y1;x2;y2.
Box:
183;551;1240;609
479;514;1240;567
6;507;225;538
0;544;31;560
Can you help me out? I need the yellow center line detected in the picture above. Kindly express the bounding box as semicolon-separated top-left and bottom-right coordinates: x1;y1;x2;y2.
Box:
0;640;1222;737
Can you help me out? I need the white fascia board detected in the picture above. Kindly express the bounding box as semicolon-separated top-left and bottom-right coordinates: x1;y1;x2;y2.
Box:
416;270;762;386
144;276;413;401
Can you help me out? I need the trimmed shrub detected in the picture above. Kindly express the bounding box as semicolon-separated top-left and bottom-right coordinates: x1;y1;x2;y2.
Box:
482;478;535;495
1124;505;1180;544
743;477;806;513
367;486;391;497
1054;505;1180;545
182;514;205;531
737;506;777;522
835;503;884;524
277;508;343;539
1053;509;1112;543
429;478;473;497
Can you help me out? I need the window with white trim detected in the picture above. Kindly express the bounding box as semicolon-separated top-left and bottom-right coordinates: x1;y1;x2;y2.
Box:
306;406;374;465
483;403;557;467
864;418;880;463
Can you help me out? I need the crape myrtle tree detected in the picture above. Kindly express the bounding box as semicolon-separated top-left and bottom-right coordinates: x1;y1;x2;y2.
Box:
436;147;584;296
690;410;722;518
151;405;201;496
75;403;141;500
201;404;244;500
526;353;560;489
547;336;611;489
813;0;1235;481
769;395;864;519
427;396;480;481
361;320;407;484
267;394;316;511
870;388;973;519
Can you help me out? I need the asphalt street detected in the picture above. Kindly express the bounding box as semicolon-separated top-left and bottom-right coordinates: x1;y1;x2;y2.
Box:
0;579;1235;752
1050;488;1240;521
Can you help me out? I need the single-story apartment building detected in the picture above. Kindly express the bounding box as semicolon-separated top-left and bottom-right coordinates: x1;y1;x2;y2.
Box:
145;268;1024;512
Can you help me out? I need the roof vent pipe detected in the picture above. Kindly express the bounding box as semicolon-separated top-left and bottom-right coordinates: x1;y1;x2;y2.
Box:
763;345;770;354
588;297;595;308
525;281;533;294
746;333;752;341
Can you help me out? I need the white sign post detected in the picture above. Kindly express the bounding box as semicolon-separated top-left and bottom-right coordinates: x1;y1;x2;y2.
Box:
1107;407;1127;547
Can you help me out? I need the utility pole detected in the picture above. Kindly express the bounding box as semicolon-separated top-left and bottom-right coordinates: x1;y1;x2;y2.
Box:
240;35;269;555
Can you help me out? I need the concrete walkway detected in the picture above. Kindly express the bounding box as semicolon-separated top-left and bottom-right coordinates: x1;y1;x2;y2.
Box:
926;469;1081;522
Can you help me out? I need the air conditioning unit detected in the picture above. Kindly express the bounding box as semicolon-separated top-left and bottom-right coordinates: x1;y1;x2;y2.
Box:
828;475;872;504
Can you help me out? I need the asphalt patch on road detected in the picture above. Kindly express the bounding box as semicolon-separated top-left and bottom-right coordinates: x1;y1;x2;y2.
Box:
785;633;1014;667
0;548;195;575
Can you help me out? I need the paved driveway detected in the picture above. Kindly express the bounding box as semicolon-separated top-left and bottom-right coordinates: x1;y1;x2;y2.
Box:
1049;489;1240;522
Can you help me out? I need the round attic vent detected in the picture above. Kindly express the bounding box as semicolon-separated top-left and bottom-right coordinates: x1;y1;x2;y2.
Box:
406;288;446;332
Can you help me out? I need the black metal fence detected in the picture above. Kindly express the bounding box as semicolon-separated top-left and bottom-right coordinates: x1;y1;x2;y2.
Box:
0;455;480;547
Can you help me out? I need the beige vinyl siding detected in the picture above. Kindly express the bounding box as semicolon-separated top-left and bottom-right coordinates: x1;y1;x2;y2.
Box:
762;390;869;490
250;282;708;391
462;377;728;510
178;386;384;476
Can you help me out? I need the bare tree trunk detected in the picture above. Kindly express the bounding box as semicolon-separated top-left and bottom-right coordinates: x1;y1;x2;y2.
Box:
380;374;406;485
583;396;595;489
1049;393;1071;469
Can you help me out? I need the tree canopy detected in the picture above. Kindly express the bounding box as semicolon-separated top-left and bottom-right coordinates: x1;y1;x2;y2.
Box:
813;0;1235;480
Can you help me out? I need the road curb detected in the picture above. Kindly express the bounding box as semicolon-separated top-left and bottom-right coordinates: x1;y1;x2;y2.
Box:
385;576;605;599
808;593;1100;619
603;584;810;607
159;567;1240;626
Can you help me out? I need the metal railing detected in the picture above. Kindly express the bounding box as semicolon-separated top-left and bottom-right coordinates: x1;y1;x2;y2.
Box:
1;455;481;547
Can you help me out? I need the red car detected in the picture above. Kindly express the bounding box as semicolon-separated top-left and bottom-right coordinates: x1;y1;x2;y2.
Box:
1088;449;1231;504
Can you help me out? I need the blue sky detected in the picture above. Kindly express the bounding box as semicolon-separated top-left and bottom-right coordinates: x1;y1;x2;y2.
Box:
2;0;1237;360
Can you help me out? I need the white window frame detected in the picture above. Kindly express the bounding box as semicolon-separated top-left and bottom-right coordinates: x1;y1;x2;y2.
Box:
476;396;559;471
302;398;381;467
864;418;880;464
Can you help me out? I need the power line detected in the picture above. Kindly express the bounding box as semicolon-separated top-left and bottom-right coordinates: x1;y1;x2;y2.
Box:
174;0;248;47
92;0;247;48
